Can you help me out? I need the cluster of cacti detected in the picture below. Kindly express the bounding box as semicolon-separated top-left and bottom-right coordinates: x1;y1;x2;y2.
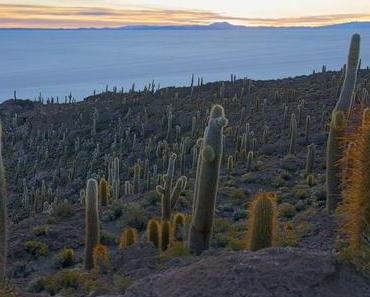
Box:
156;153;187;221
189;104;228;254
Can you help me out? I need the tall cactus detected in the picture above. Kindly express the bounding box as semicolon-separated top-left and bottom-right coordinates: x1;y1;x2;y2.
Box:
326;110;346;213
247;192;277;251
84;178;100;270
340;112;370;250
156;153;187;221
335;34;360;114
0;123;7;281
189;104;228;254
305;144;316;175
133;163;140;194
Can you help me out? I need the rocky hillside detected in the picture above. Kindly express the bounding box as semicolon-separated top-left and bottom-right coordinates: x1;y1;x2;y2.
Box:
0;60;370;296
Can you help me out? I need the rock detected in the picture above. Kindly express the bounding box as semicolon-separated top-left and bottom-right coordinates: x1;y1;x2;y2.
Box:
123;248;370;297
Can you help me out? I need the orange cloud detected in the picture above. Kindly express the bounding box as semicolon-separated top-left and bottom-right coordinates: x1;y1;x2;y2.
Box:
0;3;370;28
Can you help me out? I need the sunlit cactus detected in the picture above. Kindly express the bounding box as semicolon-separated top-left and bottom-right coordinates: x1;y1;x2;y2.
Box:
147;219;160;249
247;192;278;251
119;227;139;249
189;104;228;254
340;112;370;250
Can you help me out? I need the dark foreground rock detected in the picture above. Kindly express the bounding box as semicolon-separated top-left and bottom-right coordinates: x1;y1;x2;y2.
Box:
123;248;370;297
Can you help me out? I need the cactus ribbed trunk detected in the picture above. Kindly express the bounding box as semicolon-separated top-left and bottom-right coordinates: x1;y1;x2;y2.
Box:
326;111;346;214
335;34;360;114
84;178;100;270
189;105;228;254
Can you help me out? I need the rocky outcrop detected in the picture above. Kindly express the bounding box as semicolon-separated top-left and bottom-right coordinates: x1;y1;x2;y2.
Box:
123;248;370;297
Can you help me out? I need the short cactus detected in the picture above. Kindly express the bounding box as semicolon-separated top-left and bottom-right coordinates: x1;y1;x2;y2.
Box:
247;192;277;251
119;227;138;249
147;219;160;249
172;212;186;242
84;179;100;270
189;104;228;254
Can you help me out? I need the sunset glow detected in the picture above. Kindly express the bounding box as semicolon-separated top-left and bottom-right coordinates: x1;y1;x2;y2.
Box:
1;1;370;28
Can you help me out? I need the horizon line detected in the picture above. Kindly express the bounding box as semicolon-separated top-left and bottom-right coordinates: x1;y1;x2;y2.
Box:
1;20;369;30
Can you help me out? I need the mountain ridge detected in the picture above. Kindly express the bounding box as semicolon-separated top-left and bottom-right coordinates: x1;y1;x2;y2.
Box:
2;21;370;31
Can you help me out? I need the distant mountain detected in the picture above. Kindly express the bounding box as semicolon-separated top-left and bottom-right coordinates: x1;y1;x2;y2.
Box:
2;21;370;31
113;22;246;30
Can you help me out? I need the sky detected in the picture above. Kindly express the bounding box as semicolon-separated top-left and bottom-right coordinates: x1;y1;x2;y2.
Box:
1;0;370;28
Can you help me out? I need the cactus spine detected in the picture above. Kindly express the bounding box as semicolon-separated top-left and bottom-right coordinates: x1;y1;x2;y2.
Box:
247;192;277;251
84;179;100;270
0;123;7;281
326;111;346;213
340;112;370;250
189;104;228;254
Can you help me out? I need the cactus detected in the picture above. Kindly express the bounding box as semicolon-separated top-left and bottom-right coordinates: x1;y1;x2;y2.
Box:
99;177;108;206
133;163;140;194
147;219;160;249
93;243;109;273
288;115;297;155
305;115;310;143
246;151;254;171
156;153;187;221
305;144;316;175
119;227;138;248
172;212;186;242
247;192;277;251
84;178;100;270
335;34;360;114
161;220;171;251
0;122;7;281
340;112;370;250
189;104;228;254
227;155;234;175
326;110;346;213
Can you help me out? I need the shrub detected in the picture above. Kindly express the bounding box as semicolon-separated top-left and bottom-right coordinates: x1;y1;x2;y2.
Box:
113;276;134;294
50;200;73;219
29;270;104;296
278;203;296;219
230;188;245;202
31;225;49;236
100;231;116;246
118;203;148;231
24;240;48;258
161;242;191;258
54;248;76;268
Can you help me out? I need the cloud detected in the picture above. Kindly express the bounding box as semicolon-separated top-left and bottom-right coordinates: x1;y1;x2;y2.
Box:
0;3;370;28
